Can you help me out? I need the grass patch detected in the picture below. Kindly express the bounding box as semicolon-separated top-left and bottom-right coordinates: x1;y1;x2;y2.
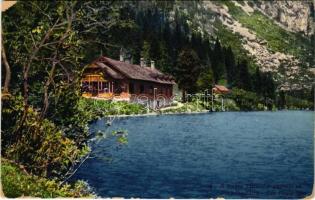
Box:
160;96;240;113
213;20;258;72
160;101;206;114
79;98;148;121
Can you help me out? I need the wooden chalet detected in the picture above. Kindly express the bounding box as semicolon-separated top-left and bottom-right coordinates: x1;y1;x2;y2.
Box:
81;56;176;108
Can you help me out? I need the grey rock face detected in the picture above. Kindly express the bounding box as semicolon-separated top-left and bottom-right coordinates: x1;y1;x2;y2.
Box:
252;1;314;36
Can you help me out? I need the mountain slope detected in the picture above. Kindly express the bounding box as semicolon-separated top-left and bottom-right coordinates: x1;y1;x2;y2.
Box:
170;0;314;90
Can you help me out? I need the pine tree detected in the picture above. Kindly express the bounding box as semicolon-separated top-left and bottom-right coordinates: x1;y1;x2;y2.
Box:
224;46;236;87
149;35;161;62
141;40;151;64
238;59;252;91
202;37;211;63
253;67;262;95
211;38;225;83
174;9;183;53
175;48;201;100
163;19;172;45
264;72;276;100
261;72;276;110
278;90;286;110
157;40;172;73
197;67;214;91
190;32;203;61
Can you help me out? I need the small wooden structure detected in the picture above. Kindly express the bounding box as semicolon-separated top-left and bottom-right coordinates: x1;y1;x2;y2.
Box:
212;85;230;94
211;85;230;112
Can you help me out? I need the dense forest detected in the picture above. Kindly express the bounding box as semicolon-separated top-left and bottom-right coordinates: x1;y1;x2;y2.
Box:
1;1;314;197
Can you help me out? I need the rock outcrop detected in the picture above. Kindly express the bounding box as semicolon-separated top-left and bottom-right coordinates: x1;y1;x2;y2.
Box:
251;1;314;36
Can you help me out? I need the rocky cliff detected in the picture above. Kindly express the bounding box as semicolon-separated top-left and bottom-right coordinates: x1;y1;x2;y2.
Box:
172;0;314;90
252;1;314;36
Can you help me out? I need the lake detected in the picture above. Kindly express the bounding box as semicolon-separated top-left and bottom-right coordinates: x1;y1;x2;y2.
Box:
72;111;314;198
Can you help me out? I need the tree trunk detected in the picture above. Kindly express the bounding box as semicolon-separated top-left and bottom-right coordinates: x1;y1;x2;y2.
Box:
14;19;61;133
182;90;187;102
1;42;11;95
40;61;57;119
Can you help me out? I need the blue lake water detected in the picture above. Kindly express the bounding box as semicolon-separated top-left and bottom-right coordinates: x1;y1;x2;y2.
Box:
72;111;314;198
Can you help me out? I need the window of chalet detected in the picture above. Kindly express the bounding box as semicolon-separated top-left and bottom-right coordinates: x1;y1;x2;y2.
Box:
140;84;145;93
129;83;135;94
158;87;162;94
114;81;122;94
149;85;153;94
81;82;89;92
102;82;108;92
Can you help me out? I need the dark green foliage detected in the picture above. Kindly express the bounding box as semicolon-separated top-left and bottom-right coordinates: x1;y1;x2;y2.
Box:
211;38;225;83
2;96;90;178
2;159;94;198
228;88;265;111
175;48;202;96
79;98;147;119
277;90;286;110
284;95;314;110
197;67;214;91
311;84;315;103
253;67;262;95
237;60;252;91
261;72;276;101
141;40;151;64
1;1;98;179
224;46;237;87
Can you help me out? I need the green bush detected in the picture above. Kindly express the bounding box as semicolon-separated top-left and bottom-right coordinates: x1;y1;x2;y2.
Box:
1;159;94;198
228;88;268;111
285;95;313;110
79;98;148;118
2;96;90;178
161;101;207;114
224;99;240;111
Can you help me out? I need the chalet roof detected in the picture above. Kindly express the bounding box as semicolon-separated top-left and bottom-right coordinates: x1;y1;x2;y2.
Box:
91;56;175;84
96;62;124;79
213;85;230;94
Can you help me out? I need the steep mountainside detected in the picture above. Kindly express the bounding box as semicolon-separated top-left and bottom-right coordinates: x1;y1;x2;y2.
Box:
168;0;314;90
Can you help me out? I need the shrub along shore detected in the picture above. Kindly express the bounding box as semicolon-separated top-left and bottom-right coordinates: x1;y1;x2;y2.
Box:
1;158;94;198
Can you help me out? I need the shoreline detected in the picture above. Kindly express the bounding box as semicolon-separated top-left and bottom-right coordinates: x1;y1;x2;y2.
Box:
104;109;312;118
105;110;210;118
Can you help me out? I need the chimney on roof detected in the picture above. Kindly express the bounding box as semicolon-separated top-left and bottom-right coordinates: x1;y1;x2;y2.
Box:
119;53;124;62
150;60;155;69
140;57;145;67
119;55;124;62
119;48;124;62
